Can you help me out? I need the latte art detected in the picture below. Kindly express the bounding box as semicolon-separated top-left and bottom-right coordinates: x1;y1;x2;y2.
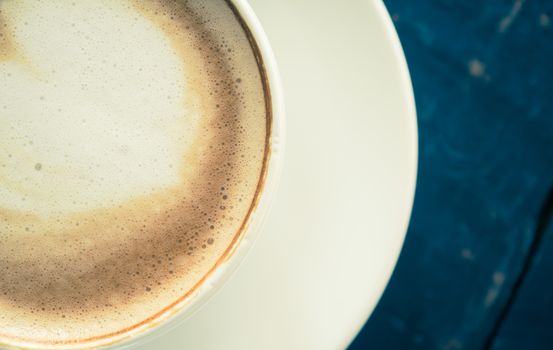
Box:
0;0;270;347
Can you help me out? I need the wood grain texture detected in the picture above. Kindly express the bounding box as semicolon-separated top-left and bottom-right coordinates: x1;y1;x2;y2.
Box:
350;0;553;349
490;193;553;349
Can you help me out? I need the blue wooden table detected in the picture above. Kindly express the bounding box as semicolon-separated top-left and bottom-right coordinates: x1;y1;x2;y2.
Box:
350;1;553;349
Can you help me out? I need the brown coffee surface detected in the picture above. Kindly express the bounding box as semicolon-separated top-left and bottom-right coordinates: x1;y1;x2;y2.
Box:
0;0;269;346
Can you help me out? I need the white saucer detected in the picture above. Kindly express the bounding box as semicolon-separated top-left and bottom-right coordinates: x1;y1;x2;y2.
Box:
146;1;417;349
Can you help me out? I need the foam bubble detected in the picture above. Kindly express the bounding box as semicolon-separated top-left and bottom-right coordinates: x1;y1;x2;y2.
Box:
0;0;269;347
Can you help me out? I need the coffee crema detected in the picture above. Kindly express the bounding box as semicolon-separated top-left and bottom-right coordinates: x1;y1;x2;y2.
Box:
0;0;270;347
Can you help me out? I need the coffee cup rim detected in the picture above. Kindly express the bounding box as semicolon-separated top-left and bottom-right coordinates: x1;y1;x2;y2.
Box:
0;0;284;348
